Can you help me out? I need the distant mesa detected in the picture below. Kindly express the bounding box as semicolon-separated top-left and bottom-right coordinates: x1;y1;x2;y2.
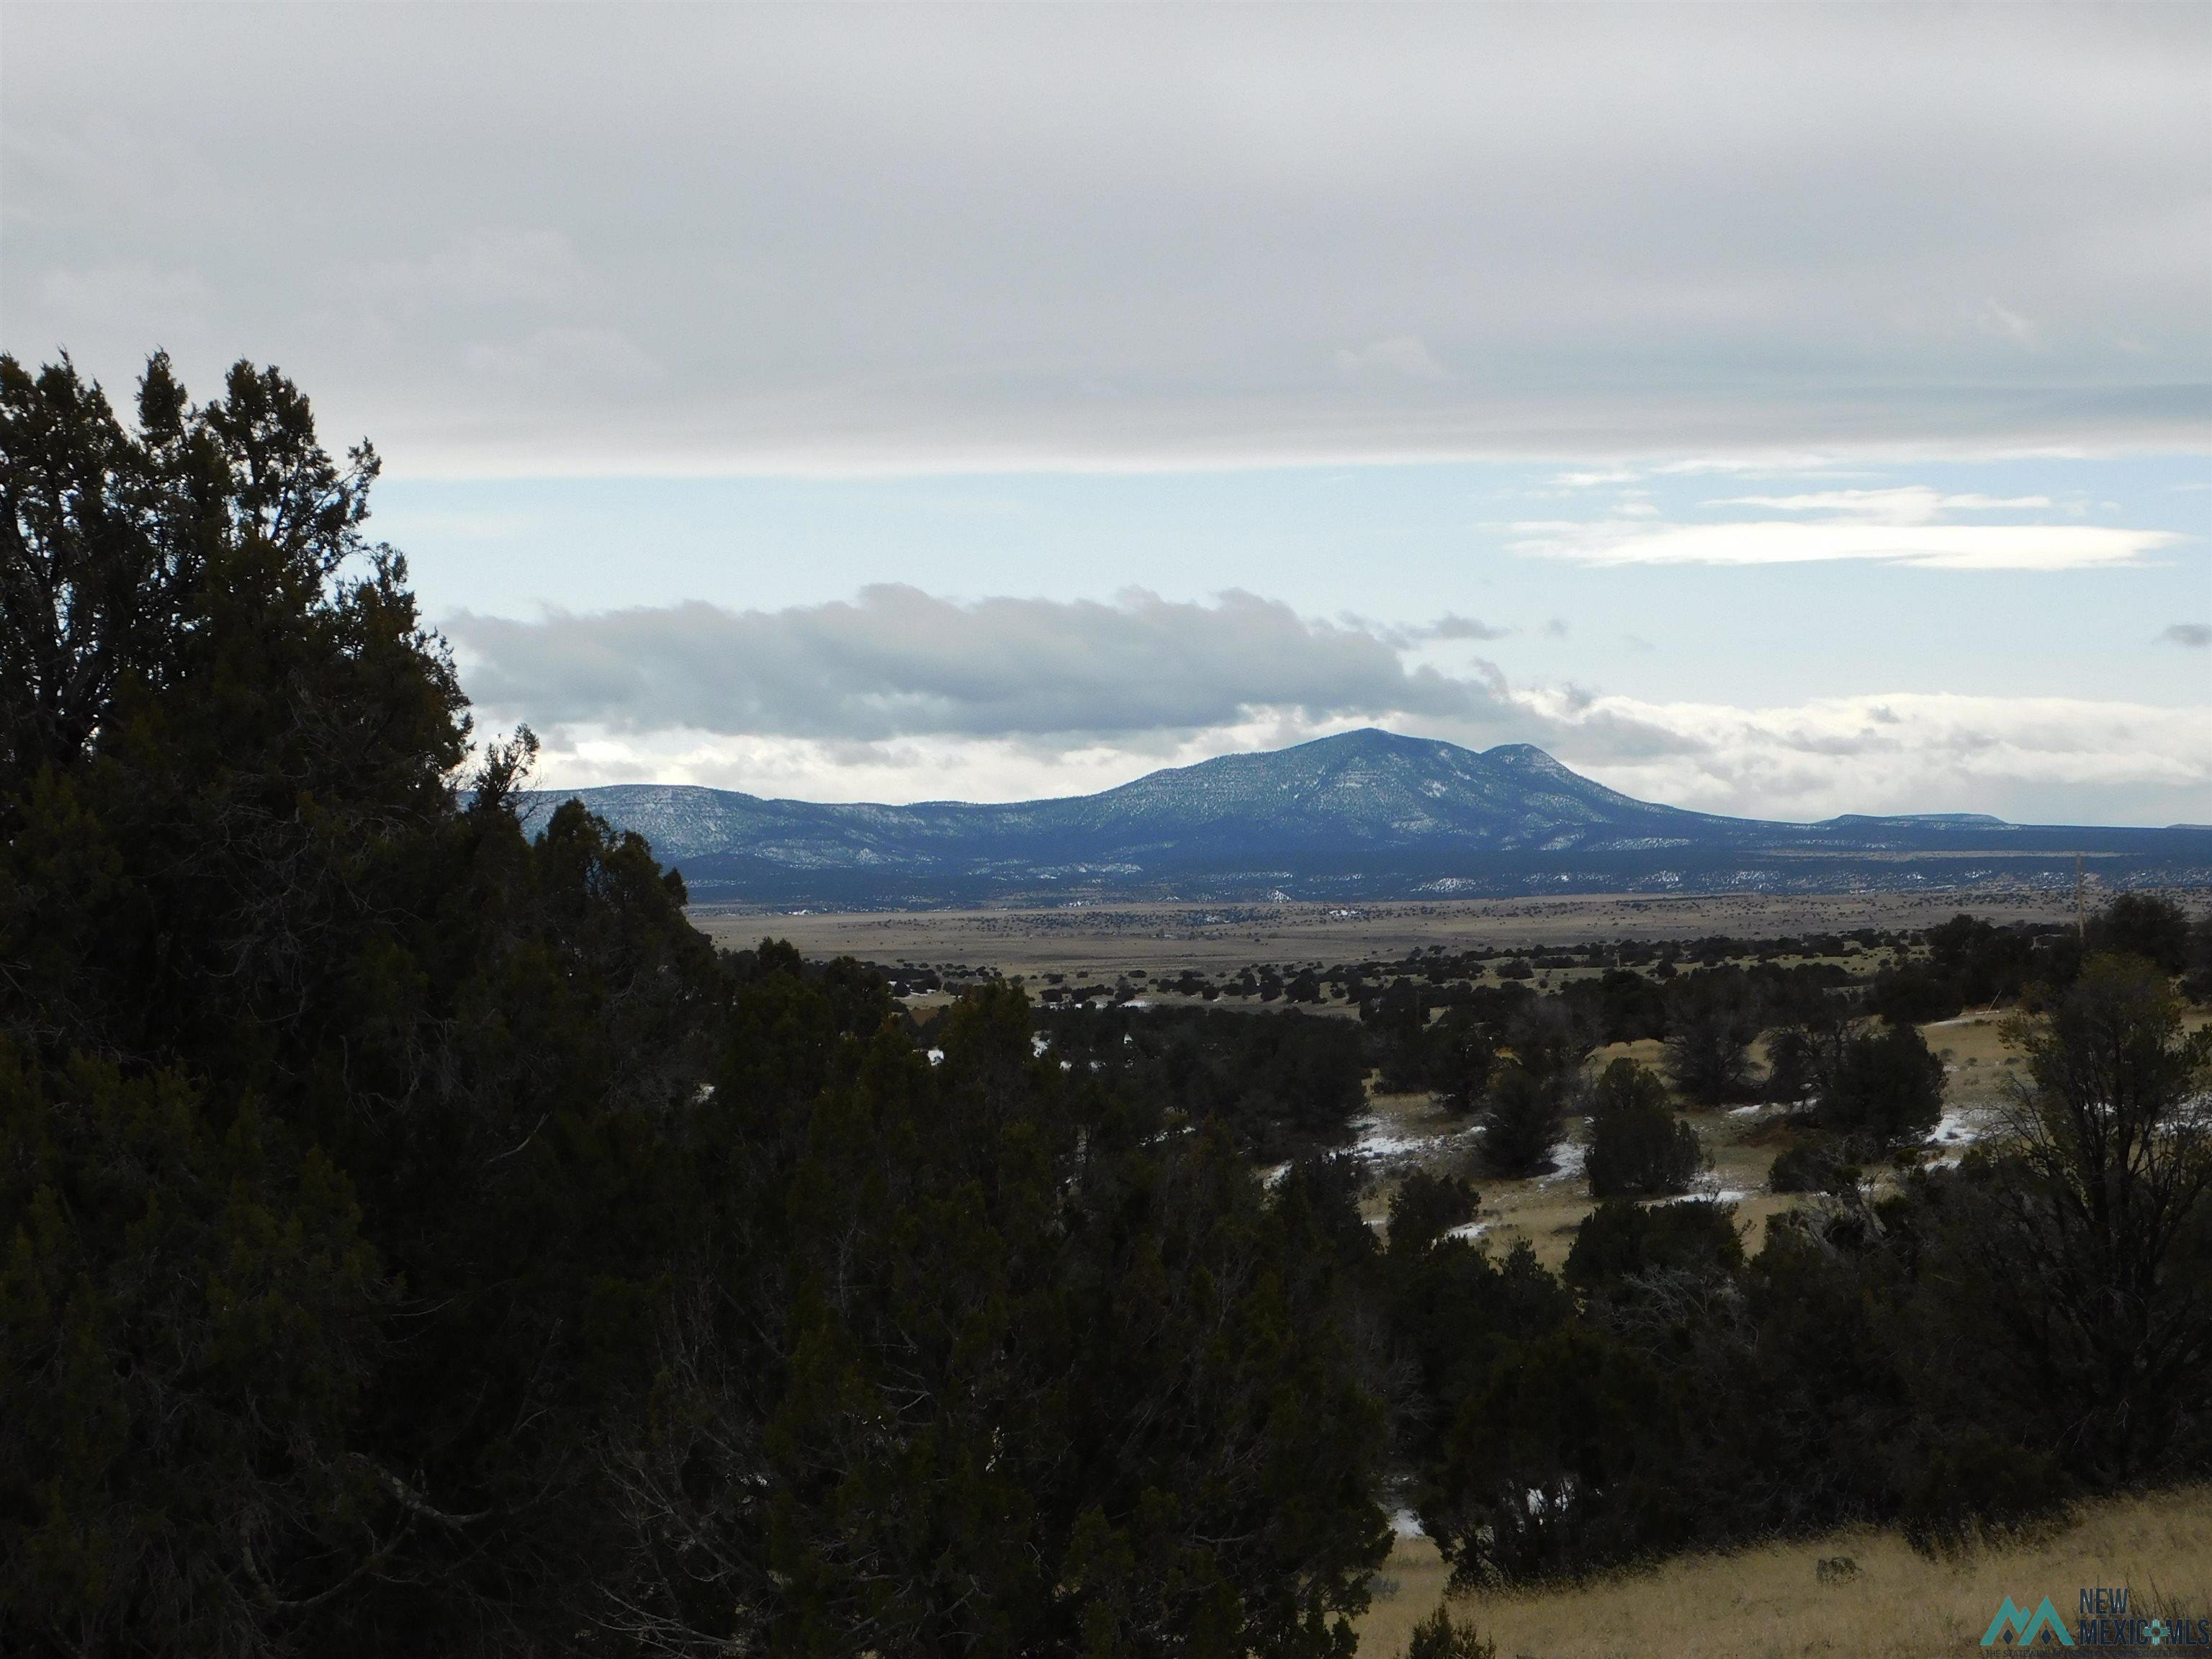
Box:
516;727;2212;908
1817;812;2011;828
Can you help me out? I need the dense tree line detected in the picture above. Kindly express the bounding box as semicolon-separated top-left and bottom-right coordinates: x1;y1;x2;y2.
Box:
0;357;1386;1657
1031;1003;1370;1160
1385;954;2212;1583
1867;899;2212;1025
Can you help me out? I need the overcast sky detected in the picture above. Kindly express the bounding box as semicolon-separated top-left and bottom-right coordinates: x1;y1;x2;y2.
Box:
5;3;2208;822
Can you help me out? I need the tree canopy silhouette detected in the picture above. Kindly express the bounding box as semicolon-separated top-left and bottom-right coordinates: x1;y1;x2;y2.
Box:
0;354;1389;1658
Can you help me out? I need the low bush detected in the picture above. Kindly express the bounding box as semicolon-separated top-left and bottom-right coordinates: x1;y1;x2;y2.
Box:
1564;1199;1745;1295
1768;1134;1865;1194
1404;1605;1496;1659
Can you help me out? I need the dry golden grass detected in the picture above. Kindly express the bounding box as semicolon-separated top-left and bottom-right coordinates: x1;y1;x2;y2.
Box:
1349;1002;2204;1272
1923;1010;2032;1111
1354;1038;1805;1272
1355;1484;2212;1658
692;889;2082;983
1352;1085;1603;1273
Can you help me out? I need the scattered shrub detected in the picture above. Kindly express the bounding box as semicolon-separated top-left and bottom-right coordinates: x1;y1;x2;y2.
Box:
1868;963;1964;1026
1404;1605;1496;1659
1564;1199;1745;1295
1483;1061;1569;1176
1820;1022;1946;1151
1586;1059;1706;1198
1664;971;1760;1104
2086;892;2193;976
1390;1170;1481;1254
1768;1134;1863;1195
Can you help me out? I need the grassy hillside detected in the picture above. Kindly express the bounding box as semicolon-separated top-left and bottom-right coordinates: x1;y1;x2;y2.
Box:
1357;1483;2212;1658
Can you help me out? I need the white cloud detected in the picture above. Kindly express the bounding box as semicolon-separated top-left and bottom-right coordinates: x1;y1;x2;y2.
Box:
1510;518;2177;571
1704;487;2052;525
1648;456;1863;477
1533;690;2212;822
515;688;2212;827
520;719;1336;804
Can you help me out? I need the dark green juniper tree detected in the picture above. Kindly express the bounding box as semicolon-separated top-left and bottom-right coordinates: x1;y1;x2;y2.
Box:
1930;957;2212;1487
1478;1061;1569;1177
1817;1021;1947;1154
0;354;1390;1658
1478;1004;1589;1177
1662;971;1759;1105
1583;1060;1704;1200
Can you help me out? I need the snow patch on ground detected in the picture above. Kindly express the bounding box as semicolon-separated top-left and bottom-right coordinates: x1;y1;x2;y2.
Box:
1390;1508;1427;1539
1929;1108;1987;1148
1922;1105;2002;1167
1348;1114;1483;1164
1655;1180;1750;1205
1537;1136;1588;1185
1444;1221;1489;1241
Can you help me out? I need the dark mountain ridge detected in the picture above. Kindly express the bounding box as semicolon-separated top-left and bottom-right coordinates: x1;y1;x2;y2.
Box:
517;728;2212;907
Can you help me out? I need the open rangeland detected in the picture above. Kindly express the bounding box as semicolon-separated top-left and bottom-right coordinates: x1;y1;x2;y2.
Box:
714;887;2201;1272
1355;1482;2212;1658
1348;1039;1809;1271
1345;1000;2203;1270
689;888;2085;983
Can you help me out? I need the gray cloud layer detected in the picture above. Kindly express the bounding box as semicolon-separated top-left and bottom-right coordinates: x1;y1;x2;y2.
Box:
6;4;2206;471
455;586;2210;824
452;586;1500;740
